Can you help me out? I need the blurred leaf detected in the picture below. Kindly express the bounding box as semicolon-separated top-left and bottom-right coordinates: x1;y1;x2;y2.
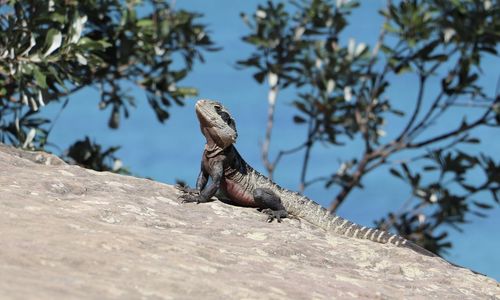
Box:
389;168;402;179
473;201;493;210
293;115;306;124
32;66;47;89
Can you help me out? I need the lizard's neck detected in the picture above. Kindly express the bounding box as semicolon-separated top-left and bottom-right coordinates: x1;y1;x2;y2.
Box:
204;142;225;157
202;127;227;158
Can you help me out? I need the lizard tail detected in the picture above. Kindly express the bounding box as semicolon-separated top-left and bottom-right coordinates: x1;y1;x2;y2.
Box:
333;217;436;257
308;205;437;257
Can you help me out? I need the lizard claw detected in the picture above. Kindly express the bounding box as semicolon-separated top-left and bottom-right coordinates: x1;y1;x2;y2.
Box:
175;184;198;194
176;184;203;204
268;214;282;223
179;193;202;204
260;208;287;223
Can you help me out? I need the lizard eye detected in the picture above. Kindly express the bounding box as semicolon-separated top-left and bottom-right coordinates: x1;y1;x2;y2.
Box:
218;111;231;124
214;105;236;131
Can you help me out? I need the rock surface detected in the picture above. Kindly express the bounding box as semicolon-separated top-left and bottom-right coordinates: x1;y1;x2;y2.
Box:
0;144;499;300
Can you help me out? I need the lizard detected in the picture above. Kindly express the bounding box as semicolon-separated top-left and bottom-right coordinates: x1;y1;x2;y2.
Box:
177;99;436;257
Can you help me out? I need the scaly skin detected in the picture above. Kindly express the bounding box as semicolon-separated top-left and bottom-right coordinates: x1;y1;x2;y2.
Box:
178;99;436;257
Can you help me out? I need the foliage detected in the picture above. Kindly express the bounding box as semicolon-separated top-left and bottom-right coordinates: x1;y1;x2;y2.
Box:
0;0;217;170
239;0;500;254
64;136;130;174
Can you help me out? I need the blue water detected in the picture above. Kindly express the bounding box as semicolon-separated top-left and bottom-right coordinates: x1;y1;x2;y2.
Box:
40;1;499;280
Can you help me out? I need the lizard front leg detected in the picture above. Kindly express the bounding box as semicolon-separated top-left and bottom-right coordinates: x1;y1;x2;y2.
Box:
253;188;288;222
180;161;223;204
176;167;209;194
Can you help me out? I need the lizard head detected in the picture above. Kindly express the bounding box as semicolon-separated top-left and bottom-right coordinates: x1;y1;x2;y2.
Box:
195;99;238;149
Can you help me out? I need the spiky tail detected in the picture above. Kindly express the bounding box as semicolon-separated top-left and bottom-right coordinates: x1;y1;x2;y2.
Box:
288;197;436;257
327;211;435;257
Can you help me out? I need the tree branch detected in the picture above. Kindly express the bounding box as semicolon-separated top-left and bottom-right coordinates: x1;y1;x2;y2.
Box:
304;175;329;188
328;151;375;212
272;142;307;168
298;116;316;193
396;74;426;141
408;115;495;148
406;91;445;138
405;52;460;140
261;80;279;179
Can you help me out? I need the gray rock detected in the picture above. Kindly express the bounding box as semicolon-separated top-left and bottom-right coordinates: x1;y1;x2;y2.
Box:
0;144;498;299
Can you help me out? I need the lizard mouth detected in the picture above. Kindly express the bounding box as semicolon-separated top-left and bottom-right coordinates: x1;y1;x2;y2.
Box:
195;99;207;109
195;99;213;125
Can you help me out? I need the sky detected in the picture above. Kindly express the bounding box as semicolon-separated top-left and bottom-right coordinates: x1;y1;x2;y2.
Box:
41;1;500;280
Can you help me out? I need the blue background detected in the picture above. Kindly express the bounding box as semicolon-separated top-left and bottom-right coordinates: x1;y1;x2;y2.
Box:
41;1;499;280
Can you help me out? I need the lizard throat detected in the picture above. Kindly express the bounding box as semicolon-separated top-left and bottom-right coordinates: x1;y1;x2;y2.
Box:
205;143;225;158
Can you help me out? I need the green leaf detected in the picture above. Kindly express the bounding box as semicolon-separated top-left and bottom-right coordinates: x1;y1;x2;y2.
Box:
137;19;153;28
473;201;493;210
414;40;439;60
383;22;398;33
293;101;310;115
401;163;411;176
98;40;112;49
461;183;477;193
175;87;198;97
47;66;66;90
390;108;405;116
491;189;499;203
253;70;267;84
380;44;395;54
43;29;62;56
428;54;448;62
172;69;188;81
479;46;498;55
243;35;272;48
108;106;120;129
472;211;488;218
464;137;480;144
21;63;34;75
293;115;306;124
394;62;412;74
33;66;47;89
50;13;66;24
78;37;111;50
389;168;402;178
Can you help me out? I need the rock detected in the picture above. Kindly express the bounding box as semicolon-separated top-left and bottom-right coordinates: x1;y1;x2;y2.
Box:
0;144;498;299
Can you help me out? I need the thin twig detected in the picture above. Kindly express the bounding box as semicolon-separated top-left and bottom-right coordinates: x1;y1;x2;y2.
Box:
298;124;314;192
329;153;373;212
396;74;426;141
262;82;279;179
304;175;329;188
405;50;461;139
298;112;320;192
408;115;495;148
272;142;308;168
408;93;497;148
406;91;445;138
445;102;493;108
